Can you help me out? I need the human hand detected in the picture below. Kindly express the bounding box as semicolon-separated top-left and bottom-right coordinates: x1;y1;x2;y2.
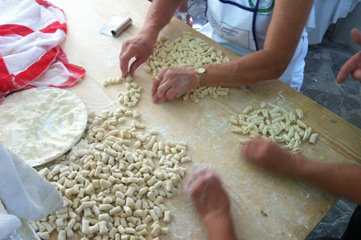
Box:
241;137;298;177
151;67;200;103
337;28;361;84
119;34;155;78
176;12;193;26
184;167;231;222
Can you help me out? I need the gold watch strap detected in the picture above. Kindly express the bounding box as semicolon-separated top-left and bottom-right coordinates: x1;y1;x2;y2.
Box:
197;67;206;87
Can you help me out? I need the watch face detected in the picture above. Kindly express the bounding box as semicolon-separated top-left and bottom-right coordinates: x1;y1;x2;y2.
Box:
197;67;206;74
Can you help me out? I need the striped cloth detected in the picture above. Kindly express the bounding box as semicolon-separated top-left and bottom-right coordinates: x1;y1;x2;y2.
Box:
0;0;86;101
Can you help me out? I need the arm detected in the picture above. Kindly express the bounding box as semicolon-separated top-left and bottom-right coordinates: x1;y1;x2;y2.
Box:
185;168;237;240
139;0;183;42
294;155;361;204
242;138;361;205
205;0;314;86
337;28;361;83
204;214;237;240
204;213;237;240
119;0;184;77
151;0;314;102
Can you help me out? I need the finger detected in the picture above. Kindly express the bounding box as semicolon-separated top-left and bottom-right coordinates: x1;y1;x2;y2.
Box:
241;141;250;155
241;137;257;154
184;167;205;194
337;53;361;83
155;82;171;103
246;141;258;158
152;76;162;98
255;137;266;145
188;177;207;201
165;87;178;100
352;68;361;82
153;82;170;103
152;68;167;96
241;141;256;158
257;140;273;157
351;28;361;46
129;57;147;77
152;76;161;96
119;41;128;57
203;169;217;183
119;42;130;74
119;50;133;78
187;169;216;199
247;138;264;158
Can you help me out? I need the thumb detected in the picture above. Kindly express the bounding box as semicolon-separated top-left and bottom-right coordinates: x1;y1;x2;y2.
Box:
351;28;361;46
129;57;147;77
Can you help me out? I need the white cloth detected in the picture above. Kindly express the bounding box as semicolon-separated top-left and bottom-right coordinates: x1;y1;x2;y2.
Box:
200;0;309;90
0;201;21;240
0;141;63;239
307;0;361;44
0;0;85;101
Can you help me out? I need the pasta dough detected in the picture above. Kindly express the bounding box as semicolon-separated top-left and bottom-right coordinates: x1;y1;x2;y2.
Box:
31;108;191;239
230;102;319;154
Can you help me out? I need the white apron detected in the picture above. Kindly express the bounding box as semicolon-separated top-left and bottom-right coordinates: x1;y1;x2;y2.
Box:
200;0;309;90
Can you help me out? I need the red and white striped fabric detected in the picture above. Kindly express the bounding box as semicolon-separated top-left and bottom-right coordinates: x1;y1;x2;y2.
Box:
0;0;86;101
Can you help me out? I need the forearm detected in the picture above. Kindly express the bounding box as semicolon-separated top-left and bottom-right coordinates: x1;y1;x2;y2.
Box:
204;213;237;240
294;156;361;205
205;48;286;87
139;0;183;42
202;0;314;88
178;0;188;12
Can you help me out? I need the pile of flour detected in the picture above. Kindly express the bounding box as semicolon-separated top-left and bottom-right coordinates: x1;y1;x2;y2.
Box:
0;88;87;166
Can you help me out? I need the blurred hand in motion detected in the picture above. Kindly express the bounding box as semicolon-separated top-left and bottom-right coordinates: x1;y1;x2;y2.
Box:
241;137;299;177
184;167;230;221
337;28;361;84
151;67;200;103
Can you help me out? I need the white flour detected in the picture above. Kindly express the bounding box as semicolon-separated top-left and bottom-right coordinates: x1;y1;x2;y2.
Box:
0;88;87;166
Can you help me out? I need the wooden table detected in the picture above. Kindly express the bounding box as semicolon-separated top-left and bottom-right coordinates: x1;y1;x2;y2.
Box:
49;0;361;239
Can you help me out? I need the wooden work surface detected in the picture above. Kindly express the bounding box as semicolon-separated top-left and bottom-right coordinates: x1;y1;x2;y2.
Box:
48;0;361;239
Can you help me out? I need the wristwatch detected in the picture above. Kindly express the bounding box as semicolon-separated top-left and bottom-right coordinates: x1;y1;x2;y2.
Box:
196;67;207;87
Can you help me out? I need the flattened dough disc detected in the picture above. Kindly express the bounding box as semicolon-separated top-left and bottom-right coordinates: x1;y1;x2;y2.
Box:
0;88;87;166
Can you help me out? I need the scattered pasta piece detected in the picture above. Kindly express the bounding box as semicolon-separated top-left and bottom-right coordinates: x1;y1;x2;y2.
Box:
103;77;123;87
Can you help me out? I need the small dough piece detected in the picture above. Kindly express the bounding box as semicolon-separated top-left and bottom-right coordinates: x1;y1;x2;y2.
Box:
164;210;171;223
302;127;312;142
242;105;252;114
291;148;303;154
260;101;266;109
309;133;318;144
125;76;133;82
151;224;161;237
297;120;307;129
238;138;250;144
295;109;304;119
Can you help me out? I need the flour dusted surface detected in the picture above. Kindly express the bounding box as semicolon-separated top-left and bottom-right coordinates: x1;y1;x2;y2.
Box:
0;88;87;166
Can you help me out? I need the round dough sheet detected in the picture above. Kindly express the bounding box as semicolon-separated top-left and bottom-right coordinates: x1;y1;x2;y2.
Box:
0;88;87;166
